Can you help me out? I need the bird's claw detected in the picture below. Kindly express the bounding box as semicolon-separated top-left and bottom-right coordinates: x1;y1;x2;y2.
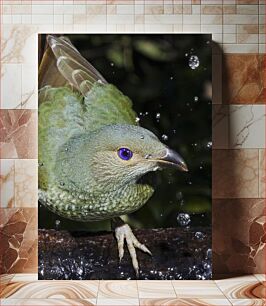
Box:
115;224;152;277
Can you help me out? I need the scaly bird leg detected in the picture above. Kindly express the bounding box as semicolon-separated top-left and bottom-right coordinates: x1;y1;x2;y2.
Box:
112;218;152;277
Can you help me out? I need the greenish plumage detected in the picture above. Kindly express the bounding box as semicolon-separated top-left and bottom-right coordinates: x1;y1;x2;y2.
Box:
39;35;187;224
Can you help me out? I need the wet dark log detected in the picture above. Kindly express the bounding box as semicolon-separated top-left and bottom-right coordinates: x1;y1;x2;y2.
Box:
38;227;211;280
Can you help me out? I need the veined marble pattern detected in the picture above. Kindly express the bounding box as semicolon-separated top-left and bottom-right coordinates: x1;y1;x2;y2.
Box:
0;208;37;274
172;280;225;298
1;281;99;299
258;150;265;198
223;55;265;104
1;25;37;64
0;299;97;305
14;159;37;208
0;110;37;159
0;159;37;208
0;159;15;208
213;199;266;275
215;276;265;299
1;275;266;305
229;105;265;149
213;149;259;198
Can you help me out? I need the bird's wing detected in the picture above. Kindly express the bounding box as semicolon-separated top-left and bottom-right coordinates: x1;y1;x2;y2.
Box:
47;35;138;130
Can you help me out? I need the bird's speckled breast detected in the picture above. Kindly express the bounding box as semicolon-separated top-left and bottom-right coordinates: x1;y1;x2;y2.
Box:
39;183;154;222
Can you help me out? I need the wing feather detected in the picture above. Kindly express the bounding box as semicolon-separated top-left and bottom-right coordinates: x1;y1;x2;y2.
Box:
47;35;107;96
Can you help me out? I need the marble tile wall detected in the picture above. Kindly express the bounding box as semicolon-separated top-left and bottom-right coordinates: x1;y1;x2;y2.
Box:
0;0;265;279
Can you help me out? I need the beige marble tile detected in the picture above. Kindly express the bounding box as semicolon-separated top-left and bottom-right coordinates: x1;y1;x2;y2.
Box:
0;110;38;159
21;63;38;109
215;276;265;299
1;281;99;299
254;274;266;283
172;280;225;298
97;299;139;305
213;149;259;198
258;150;265;198
137;281;176;298
0;299;96;305
14;159;37;208
11;274;38;282
98;281;138;299
140;298;232;305
236;4;259;14
1;64;22;109
0;274;14;294
201;5;223;14
0;159;15;208
0;208;38;274
230;300;266;306
222;43;258;53
229;105;265;149
213;199;266;275
1;25;38;65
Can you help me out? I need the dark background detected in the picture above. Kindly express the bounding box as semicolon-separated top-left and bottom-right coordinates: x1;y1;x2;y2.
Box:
38;34;212;232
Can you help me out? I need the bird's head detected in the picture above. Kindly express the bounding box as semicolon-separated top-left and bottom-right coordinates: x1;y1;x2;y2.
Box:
56;124;188;193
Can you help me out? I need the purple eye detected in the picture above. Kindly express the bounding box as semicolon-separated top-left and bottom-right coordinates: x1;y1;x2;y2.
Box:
118;148;133;161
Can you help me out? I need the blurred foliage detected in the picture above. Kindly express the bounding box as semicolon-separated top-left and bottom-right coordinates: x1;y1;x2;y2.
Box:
39;34;212;231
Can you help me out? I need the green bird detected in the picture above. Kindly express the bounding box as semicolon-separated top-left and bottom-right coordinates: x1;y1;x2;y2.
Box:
38;35;188;276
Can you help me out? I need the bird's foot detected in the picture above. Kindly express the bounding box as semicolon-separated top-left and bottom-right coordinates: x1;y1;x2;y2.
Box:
115;224;152;277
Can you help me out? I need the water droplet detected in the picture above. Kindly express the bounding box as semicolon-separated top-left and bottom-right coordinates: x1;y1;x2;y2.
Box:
195;231;205;240
135;117;140;123
176;191;183;200
140;135;144;139
206;249;212;259
65;147;69;152
185;53;188;57
188;55;200;70
145;111;149;115
177;213;191;227
206;141;212;148
110;62;114;66
199;166;203;170
77;267;83;275
162;134;168;141
194;96;199;102
156;113;161;120
160;213;163;217
173;129;176;134
188;181;192;185
170;76;174;80
55;219;60;229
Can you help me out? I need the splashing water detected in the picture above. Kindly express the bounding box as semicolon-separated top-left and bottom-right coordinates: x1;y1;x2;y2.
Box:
195;231;205;241
162;134;168;141
188;55;200;70
177;213;191;227
206;141;212;148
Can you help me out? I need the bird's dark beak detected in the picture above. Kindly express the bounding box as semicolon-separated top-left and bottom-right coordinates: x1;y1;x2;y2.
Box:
155;148;188;172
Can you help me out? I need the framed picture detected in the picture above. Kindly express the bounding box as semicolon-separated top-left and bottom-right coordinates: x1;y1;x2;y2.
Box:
38;34;212;280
